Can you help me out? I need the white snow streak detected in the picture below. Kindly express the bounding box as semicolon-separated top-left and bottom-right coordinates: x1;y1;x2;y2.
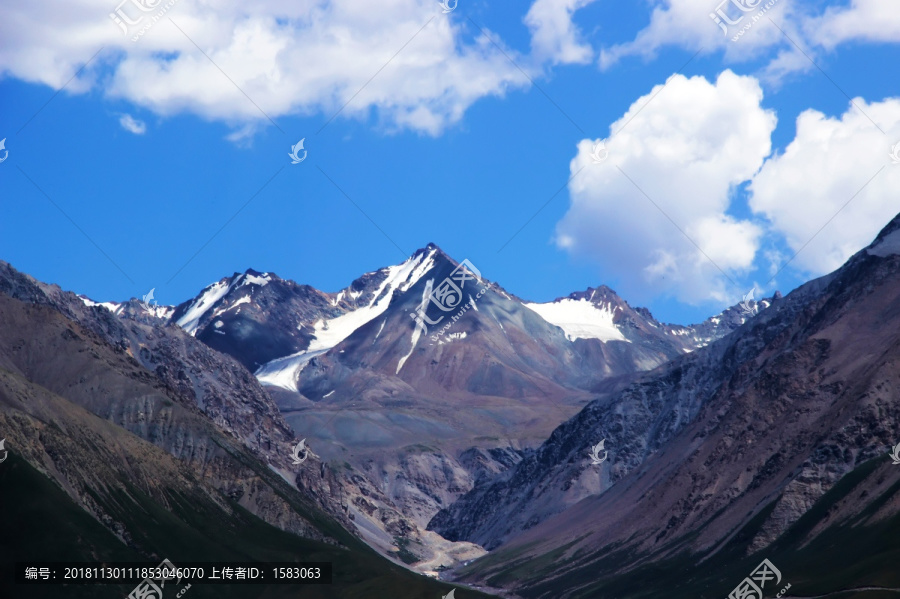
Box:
308;249;436;352
374;319;386;341
176;279;233;335
397;279;432;374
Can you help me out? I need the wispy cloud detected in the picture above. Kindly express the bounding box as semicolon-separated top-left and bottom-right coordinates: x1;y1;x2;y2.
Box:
118;114;147;135
597;0;899;78
525;0;600;65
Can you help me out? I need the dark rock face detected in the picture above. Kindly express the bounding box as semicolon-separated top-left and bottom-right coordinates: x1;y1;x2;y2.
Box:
169;268;340;372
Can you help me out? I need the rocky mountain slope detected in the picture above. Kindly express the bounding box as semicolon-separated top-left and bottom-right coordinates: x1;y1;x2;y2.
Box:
431;214;900;598
166;244;753;396
0;261;480;599
149;243;756;571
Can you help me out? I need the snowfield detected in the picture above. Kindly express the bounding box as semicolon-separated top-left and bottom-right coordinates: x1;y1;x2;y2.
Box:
524;298;628;343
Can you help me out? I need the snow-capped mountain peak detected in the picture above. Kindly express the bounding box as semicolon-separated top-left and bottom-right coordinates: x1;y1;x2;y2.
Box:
277;246;439;363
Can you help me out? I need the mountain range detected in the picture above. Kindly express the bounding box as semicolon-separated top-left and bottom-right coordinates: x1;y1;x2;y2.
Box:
114;243;758;570
4;214;898;598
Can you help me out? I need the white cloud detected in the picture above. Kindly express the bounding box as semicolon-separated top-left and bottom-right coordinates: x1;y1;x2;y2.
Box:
749;98;900;276
118;113;146;134
598;0;792;70
0;0;533;135
525;0;600;65
555;70;775;304
597;0;899;76
557;71;900;305
806;0;900;50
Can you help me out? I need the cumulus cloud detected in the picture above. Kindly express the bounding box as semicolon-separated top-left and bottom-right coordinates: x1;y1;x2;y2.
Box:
0;0;534;135
749;98;900;276
118;113;146;134
525;0;600;65
555;70;775;304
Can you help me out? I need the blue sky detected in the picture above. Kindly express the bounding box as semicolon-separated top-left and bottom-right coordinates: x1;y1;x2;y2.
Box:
1;0;899;325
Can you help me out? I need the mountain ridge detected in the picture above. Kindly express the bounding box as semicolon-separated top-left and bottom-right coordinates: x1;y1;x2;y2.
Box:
429;211;900;597
51;243;767;573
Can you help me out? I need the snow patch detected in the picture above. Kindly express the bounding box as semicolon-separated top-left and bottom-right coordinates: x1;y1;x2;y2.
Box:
79;296;123;314
230;296;252;309
525;298;628;343
242;273;271;287
255;349;327;390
